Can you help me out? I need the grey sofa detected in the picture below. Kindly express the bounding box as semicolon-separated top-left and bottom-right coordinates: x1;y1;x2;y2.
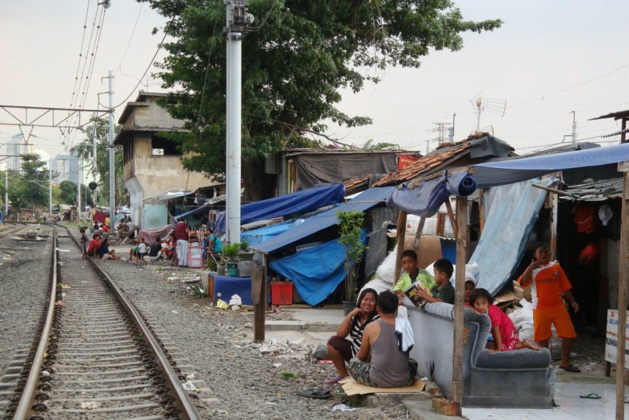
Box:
407;302;555;408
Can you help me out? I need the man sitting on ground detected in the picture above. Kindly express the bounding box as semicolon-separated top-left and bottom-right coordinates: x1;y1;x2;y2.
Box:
145;237;166;262
348;290;418;387
98;237;120;260
86;233;102;257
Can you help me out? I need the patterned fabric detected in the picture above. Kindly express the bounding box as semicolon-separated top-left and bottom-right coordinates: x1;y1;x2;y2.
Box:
349;357;418;387
349;314;379;356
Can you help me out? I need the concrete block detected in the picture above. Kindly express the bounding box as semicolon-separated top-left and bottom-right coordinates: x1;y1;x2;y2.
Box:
403;400;462;420
432;398;460;416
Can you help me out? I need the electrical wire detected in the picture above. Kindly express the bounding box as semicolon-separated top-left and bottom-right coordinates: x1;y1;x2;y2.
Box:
69;1;92;108
115;2;144;76
113;31;168;109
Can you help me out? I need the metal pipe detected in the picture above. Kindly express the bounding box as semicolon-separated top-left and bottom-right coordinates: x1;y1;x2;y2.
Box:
108;70;115;228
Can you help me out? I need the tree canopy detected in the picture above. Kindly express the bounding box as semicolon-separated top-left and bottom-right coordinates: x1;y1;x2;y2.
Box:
145;0;501;197
71;117;125;206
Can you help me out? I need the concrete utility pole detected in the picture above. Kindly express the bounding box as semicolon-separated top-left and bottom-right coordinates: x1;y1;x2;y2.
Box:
48;160;52;219
571;111;577;144
224;0;254;244
92;116;98;207
4;170;8;217
107;70;115;227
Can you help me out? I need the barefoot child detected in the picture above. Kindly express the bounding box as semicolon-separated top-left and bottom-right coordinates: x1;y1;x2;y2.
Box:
471;288;540;352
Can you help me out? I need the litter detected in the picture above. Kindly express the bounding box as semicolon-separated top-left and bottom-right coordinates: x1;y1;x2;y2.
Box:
216;299;229;309
579;393;601;399
80;401;101;410
182;380;197;391
297;389;331;400
332;404;358;412
229;294;242;306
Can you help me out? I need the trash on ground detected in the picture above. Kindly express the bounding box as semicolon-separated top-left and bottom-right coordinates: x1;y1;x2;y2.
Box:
216;299;229;309
81;401;101;410
332;404;358;412
182;380;197;391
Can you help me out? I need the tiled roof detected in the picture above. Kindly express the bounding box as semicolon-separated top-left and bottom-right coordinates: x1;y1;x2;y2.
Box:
372;141;473;187
561;177;624;201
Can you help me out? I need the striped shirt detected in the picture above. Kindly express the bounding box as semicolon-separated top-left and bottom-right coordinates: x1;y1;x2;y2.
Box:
349;313;379;356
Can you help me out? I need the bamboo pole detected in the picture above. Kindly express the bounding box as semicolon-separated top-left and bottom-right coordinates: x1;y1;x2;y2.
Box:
394;210;408;286
413;216;426;252
452;197;468;416
615;162;629;419
445;199;458;236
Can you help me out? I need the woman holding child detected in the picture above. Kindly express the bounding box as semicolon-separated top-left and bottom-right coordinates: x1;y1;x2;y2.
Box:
325;288;379;384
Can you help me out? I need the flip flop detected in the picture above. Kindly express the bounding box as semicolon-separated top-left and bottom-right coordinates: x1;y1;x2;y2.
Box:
579;393;601;399
559;364;581;373
324;376;343;384
297;389;332;399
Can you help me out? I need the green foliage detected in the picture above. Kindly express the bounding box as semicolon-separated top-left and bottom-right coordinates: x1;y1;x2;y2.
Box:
239;240;249;252
280;371;300;379
8;154;51;211
142;0;502;192
337;210;367;302
70;117;126;206
189;284;209;298
221;242;241;262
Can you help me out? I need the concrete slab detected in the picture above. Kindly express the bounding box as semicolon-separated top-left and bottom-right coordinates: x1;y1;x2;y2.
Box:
403;400;455;420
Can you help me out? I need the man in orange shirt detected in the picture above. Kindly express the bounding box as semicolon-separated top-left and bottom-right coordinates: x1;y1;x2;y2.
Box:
519;242;580;372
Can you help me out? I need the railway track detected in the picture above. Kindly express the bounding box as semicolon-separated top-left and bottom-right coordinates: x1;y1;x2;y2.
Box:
2;226;200;419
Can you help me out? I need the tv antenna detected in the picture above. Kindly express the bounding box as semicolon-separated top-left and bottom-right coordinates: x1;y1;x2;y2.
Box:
471;97;507;133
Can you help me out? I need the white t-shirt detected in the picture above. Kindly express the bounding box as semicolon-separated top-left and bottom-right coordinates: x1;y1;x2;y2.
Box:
138;243;147;253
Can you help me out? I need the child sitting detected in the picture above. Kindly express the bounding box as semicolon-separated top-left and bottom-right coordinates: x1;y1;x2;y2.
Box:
393;250;436;306
470;288;540;353
416;258;455;304
137;237;148;264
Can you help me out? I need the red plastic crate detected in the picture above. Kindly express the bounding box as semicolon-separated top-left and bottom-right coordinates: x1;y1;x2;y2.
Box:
270;282;293;305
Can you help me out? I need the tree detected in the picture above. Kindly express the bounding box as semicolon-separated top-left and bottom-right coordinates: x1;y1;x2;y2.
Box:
9;154;51;212
71;117;126;207
144;0;501;199
338;210;367;302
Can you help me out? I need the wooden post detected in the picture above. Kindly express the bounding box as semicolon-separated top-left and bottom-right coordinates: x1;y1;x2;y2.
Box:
615;162;629;419
451;197;468;416
252;259;267;342
394;210;407;285
478;189;485;235
445;199;458;236
548;193;558;258
412;216;426;252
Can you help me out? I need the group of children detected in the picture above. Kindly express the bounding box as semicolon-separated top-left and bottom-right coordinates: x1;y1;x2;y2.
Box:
394;244;579;370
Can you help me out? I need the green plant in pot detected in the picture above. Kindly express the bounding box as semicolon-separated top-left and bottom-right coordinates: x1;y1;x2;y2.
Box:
221;242;241;276
337;210;368;313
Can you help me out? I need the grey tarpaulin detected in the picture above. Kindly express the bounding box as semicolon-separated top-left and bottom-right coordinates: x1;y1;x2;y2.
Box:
293;152;398;190
387;171;477;217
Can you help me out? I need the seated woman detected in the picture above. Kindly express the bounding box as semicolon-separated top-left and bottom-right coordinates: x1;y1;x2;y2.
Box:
325;288;378;384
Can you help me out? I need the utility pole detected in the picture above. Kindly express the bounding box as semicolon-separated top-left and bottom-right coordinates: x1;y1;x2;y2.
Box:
107;70;115;228
92;115;98;208
77;161;82;221
449;113;456;142
48;160;52;219
224;0;254;244
4;169;8;218
571;111;577;144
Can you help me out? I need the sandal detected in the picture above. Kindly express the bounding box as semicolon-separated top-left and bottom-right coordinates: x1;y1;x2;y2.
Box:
297;389;332;399
579;393;601;399
324;376;343;384
559;364;581;373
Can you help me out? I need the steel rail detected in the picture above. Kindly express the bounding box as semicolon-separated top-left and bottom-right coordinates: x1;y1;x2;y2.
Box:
13;230;58;419
65;225;201;420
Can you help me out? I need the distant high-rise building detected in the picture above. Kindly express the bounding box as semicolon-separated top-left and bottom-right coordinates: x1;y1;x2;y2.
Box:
6;135;33;172
52;153;80;183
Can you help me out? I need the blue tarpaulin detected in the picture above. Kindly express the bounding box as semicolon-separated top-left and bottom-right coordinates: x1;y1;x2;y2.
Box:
214;183;345;235
470;178;556;296
240;220;296;247
386;171;477;217
270;239;347;306
472;143;629;188
254;186;396;255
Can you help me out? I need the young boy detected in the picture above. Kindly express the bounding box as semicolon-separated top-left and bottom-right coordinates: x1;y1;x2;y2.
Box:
417;258;455;304
137;237;148;264
464;274;477;307
394;250;436;305
79;227;88;260
518;242;580;372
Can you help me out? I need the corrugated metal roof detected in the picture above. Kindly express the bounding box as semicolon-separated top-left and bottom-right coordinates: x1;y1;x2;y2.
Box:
560;177;624;202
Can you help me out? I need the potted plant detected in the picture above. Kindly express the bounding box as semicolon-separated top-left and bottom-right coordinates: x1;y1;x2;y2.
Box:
221;242;241;276
337;210;368;314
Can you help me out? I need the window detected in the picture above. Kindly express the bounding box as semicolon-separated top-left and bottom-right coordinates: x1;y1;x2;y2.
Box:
151;135;180;156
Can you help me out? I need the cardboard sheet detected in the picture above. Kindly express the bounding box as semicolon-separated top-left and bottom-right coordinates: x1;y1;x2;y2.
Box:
340;378;426;396
403;234;442;269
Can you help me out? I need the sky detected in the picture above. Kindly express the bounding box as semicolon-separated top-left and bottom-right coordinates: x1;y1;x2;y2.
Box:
1;0;628;164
